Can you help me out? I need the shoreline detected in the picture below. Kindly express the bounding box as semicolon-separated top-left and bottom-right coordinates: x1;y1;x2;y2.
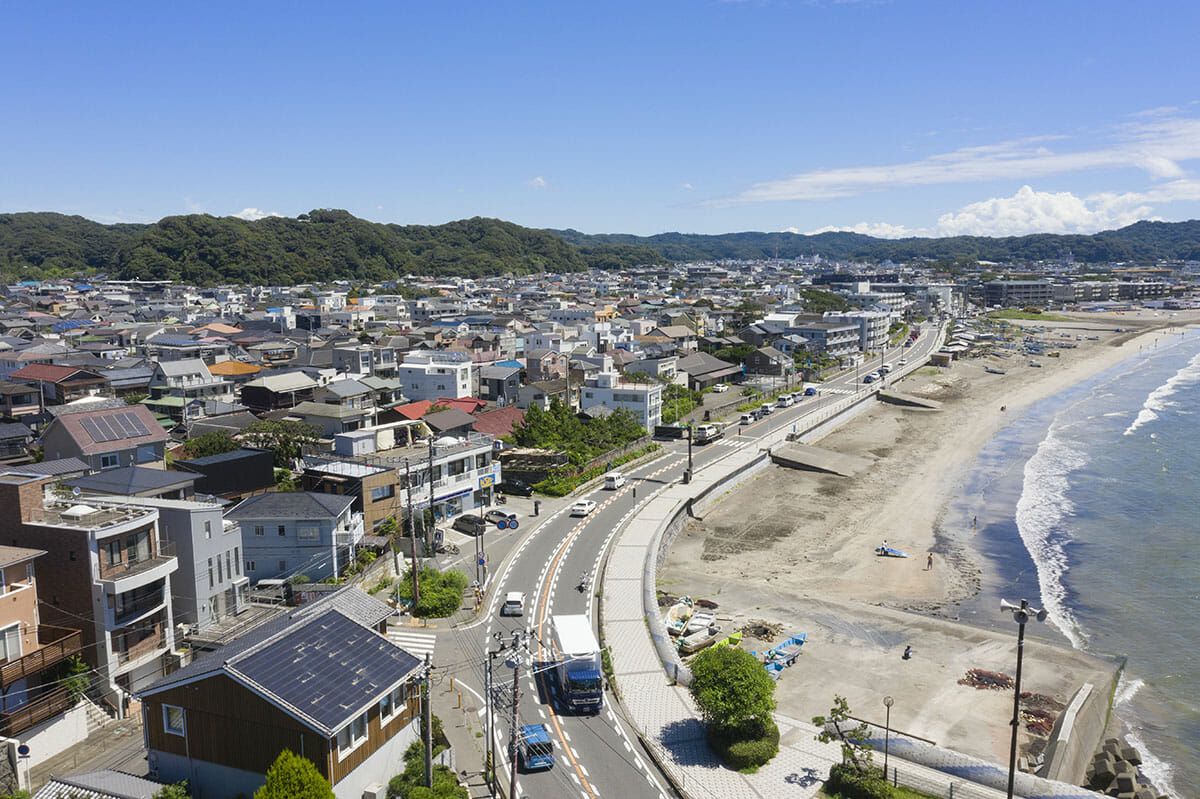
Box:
658;309;1200;785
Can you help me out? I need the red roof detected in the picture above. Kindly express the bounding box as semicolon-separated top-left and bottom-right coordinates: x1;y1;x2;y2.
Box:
9;363;102;384
471;406;525;438
435;397;488;415
392;400;433;420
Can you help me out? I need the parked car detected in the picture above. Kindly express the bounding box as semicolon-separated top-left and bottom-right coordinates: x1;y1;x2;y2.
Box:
712;384;729;393
484;509;517;525
570;500;598;517
499;478;534;497
804;387;818;396
452;514;488;536
502;591;526;616
740;413;754;424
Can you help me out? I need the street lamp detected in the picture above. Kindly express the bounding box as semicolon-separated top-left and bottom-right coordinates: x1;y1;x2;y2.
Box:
1000;598;1047;799
882;695;894;779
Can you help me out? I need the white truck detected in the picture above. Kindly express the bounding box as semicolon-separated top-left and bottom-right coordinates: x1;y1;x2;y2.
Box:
552;614;604;713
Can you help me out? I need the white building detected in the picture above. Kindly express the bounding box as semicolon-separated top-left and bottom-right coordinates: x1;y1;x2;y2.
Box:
397;351;473;401
580;371;663;432
823;310;894;353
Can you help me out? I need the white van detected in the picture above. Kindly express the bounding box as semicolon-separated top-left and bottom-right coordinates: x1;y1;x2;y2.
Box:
604;472;627;490
776;393;795;407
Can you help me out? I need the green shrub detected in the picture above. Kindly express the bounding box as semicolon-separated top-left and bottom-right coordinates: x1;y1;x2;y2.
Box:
706;718;780;770
396;567;469;618
824;762;892;799
533;443;661;497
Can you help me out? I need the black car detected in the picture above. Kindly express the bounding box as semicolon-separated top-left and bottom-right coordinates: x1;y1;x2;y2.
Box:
451;514;488;536
498;478;534;497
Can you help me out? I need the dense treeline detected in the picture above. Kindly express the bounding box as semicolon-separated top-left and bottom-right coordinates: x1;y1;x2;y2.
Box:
3;211;1199;287
550;219;1200;264
0;210;639;284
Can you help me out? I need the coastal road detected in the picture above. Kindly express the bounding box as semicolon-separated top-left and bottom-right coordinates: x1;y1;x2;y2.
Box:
440;326;944;799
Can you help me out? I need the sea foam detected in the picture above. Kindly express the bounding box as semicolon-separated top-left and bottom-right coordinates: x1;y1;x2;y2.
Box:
1124;352;1200;436
1114;676;1179;798
1014;418;1087;649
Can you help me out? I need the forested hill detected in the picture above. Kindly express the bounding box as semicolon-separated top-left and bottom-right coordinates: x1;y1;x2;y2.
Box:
0;210;666;285
550;219;1200;264
3;210;1199;286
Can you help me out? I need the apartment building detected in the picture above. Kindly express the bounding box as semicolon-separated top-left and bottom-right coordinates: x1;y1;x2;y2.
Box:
397;351;472;402
823;310;893;353
579;371;662;432
0;474;178;707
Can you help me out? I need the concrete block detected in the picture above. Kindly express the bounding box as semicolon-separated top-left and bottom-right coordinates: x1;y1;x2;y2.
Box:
1133;789;1155;799
1120;745;1142;765
1090;756;1117;785
1115;774;1137;793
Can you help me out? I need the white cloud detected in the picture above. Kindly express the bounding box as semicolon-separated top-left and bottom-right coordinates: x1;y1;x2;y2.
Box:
527;176;548;189
234;207;283;221
681;183;694;190
705;116;1200;207
803;180;1200;239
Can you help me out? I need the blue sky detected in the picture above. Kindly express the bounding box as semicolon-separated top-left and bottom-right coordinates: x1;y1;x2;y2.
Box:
4;1;1200;237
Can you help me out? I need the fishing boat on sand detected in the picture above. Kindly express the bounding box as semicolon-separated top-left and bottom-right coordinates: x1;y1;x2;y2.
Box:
666;597;694;636
678;623;723;655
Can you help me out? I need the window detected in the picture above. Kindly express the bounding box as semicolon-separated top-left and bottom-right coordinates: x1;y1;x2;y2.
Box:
204;520;212;539
246;560;256;573
278;560;286;572
234;547;240;575
217;557;223;584
475;453;489;469
297;525;319;541
208;558;214;589
370;484;395;502
104;540;122;567
0;623;20;662
253;525;264;537
137;445;157;464
380;683;408;724
336;712;368;757
126;530;150;563
163;705;185;737
226;551;232;579
100;453;119;469
278;525;286;536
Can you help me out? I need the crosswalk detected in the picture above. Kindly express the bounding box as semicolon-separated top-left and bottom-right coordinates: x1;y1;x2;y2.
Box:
387;627;437;661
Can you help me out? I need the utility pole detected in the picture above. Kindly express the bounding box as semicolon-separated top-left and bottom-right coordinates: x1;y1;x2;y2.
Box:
427;434;436;553
485;647;498;795
508;654;520;799
684;426;693;483
422;653;433;788
404;460;419;606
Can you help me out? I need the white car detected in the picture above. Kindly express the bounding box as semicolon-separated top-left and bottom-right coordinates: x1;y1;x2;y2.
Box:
501;591;525;616
570;500;598;517
712;384;729;393
898;358;908;365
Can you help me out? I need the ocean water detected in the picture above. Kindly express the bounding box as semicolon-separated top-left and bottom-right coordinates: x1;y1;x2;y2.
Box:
945;329;1200;798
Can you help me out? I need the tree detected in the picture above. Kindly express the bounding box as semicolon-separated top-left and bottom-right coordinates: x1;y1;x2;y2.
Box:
254;750;334;799
151;783;190;799
241;420;322;468
689;645;776;734
182;431;238;460
812;694;874;774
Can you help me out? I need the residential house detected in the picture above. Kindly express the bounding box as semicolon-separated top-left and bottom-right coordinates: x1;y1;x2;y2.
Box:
226;492;363;585
0;474;178;706
516;379;574;412
674;352;742;391
8;364;107;406
301;461;397;534
745;345;793;377
206;359;262;388
0;382;41;421
173;449;277;501
0;424;34;463
623;355;676;382
38;404;169;471
138;592;422;799
286;401;375;438
332;345;397;378
148;358;234;410
579;371;662;431
424;408;475;439
397;352;472;402
649;325;699;354
0;545;84;738
471;406;524;440
477;363;521;407
239;371;318;412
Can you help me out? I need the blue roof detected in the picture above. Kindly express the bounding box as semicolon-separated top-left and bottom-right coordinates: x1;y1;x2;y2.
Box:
495;359;523;368
231;610;420;732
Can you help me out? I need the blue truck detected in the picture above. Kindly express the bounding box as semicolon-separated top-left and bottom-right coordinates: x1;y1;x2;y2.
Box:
552;614;605;713
518;723;555;771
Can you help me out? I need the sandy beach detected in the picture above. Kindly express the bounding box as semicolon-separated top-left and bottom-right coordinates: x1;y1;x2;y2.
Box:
658;309;1200;774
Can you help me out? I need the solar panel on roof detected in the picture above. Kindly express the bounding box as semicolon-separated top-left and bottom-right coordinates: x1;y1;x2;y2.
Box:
80;417;115;443
80;412;149;443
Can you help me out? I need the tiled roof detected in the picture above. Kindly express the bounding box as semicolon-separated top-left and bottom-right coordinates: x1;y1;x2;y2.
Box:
472;406;524;438
47;404;168;456
206;360;261;376
224;490;353;521
9;363;102;383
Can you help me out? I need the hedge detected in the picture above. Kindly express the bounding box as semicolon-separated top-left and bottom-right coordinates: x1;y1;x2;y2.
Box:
533;444;661;497
706;719;780;771
824;762;892;799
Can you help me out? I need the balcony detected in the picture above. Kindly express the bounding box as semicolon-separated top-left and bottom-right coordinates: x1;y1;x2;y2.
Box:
0;685;78;737
100;541;177;593
113;586;167;626
0;626;82;689
116;621;166;666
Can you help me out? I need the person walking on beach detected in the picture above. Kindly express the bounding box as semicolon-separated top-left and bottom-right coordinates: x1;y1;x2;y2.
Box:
972;514;977;528
926;552;933;570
